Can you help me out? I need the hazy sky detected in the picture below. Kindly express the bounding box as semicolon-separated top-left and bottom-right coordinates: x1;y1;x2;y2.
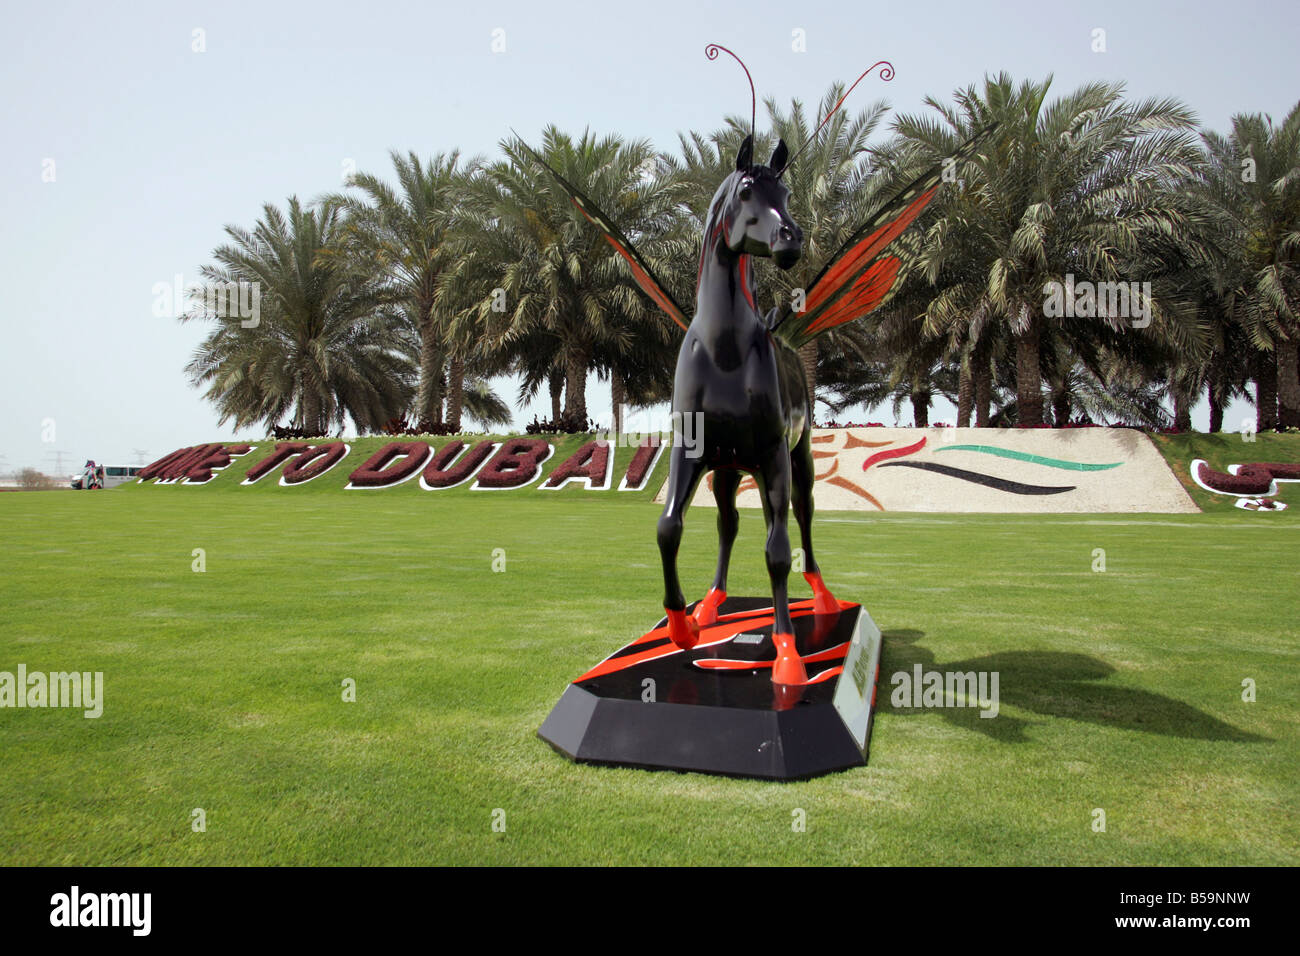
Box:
3;0;1297;474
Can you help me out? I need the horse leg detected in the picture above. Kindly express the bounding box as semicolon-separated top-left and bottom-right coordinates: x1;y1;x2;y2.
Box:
693;468;740;627
790;426;838;616
757;452;805;685
657;444;708;649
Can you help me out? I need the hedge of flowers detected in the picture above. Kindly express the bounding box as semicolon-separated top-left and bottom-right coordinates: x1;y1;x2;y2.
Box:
1195;460;1300;495
280;442;348;484
543;440;611;488
422;440;495;488
474;438;551;488
138;443;251;483
137;444;214;481
141;433;679;491
622;436;661;489
242;442;310;483
347;441;432;487
187;443;251;482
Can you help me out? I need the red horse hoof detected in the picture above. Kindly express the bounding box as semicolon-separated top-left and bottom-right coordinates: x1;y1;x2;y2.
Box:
692;588;727;627
770;631;808;686
803;571;840;616
665;607;701;650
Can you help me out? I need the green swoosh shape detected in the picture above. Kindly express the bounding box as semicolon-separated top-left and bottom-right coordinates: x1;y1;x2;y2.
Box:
935;445;1123;472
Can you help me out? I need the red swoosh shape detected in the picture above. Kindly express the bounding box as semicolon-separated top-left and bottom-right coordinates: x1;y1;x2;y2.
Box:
862;436;927;471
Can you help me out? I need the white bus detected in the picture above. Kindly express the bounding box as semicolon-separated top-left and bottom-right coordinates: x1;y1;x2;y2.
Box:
70;465;142;489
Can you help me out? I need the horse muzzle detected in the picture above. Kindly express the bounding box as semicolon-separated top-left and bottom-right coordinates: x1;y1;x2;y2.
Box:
771;223;802;270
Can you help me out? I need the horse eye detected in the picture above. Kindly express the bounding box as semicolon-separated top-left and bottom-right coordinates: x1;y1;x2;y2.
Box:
739;187;753;201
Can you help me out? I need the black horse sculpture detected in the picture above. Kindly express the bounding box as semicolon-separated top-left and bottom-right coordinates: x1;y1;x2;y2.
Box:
522;47;989;685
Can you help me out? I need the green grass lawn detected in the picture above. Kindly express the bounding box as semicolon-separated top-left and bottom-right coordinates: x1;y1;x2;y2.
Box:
1;484;1296;865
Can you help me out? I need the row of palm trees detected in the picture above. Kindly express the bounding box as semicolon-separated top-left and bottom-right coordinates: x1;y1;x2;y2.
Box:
180;74;1300;436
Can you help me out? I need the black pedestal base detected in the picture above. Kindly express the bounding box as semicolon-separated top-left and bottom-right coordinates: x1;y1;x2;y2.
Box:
538;597;883;780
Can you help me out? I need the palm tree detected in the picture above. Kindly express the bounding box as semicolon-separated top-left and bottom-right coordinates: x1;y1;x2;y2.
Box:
1198;104;1300;429
455;128;686;426
182;197;413;435
893;74;1205;425
328;151;475;428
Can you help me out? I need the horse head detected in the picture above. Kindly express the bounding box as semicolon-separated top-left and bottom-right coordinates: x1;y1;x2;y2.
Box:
713;136;803;270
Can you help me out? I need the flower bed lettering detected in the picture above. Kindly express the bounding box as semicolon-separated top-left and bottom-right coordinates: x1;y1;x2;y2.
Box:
138;443;252;483
281;442;349;485
473;439;552;489
1194;460;1300;496
421;440;496;489
242;442;310;484
544;440;612;489
347;441;432;488
620;436;662;491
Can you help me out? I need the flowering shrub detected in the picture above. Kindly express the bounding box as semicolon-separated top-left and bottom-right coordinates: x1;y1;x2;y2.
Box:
1195;460;1300;495
422;440;496;488
544;440;611;489
243;442;309;483
474;438;551;488
622;436;661;489
138;446;196;481
281;442;348;484
271;425;332;440
138;444;213;481
1265;463;1300;480
378;417;463;436
138;443;250;482
525;414;595;434
185;443;251;483
348;441;431;487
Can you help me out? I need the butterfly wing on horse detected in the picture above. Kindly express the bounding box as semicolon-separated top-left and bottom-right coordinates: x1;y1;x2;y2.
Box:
769;128;994;350
519;129;993;349
513;139;691;332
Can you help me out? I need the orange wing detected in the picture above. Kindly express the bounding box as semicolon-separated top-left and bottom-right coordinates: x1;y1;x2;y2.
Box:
516;138;690;332
772;127;994;348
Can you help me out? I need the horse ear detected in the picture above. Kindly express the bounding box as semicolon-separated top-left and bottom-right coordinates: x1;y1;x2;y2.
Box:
735;135;753;172
770;139;789;175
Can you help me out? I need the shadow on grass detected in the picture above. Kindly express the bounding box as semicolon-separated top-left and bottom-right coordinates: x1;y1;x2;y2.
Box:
879;629;1269;744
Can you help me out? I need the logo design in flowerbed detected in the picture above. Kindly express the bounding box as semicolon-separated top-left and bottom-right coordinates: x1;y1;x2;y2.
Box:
1190;459;1299;511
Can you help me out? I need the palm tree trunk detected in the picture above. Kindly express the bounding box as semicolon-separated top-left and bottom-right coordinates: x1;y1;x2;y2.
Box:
1014;313;1044;425
549;369;563;422
1278;340;1300;429
416;320;444;425
911;389;929;427
799;341;818;423
956;356;974;427
974;342;992;427
1206;354;1224;433
1173;389;1192;432
303;388;324;437
1256;349;1278;431
611;374;625;436
1052;388;1070;427
445;356;465;432
563;346;590;424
